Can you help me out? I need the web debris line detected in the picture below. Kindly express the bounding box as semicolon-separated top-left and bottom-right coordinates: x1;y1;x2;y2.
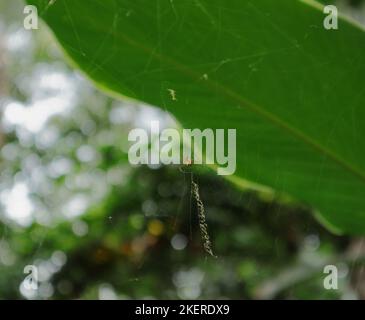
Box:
191;180;217;258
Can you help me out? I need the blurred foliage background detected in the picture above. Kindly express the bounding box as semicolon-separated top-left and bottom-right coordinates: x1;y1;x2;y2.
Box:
0;0;365;300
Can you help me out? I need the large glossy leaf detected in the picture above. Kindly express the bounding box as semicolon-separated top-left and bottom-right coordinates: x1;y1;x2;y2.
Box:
26;0;365;234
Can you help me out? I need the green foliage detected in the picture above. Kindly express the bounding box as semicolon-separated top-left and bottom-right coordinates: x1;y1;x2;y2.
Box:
26;0;365;234
0;165;353;299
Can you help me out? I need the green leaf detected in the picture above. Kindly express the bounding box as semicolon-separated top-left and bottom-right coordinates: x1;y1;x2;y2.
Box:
26;0;365;234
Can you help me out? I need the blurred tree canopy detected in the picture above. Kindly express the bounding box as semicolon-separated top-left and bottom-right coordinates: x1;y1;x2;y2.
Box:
0;0;365;300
